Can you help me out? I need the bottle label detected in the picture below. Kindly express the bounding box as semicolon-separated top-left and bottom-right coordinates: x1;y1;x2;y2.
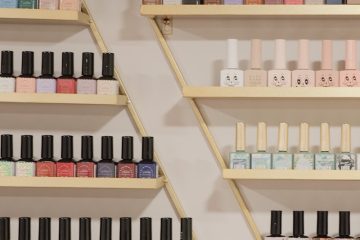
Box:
251;153;271;169
56;79;76;94
97;163;115;178
0;162;15;176
39;0;59;9
56;162;75;177
59;0;81;10
230;152;250;169
138;163;157;178
16;77;36;93
36;162;56;177
0;0;17;7
97;80;120;95
77;79;97;94
336;153;356;170
16;162;36;176
36;78;56;93
272;153;293;169
117;163;137;178
0;77;15;93
293;153;314;170
18;0;37;8
315;153;335;170
76;162;95;177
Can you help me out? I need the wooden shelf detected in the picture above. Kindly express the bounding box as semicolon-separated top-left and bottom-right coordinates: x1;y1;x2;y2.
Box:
141;5;360;18
223;169;360;181
183;87;360;99
0;8;89;25
0;176;165;189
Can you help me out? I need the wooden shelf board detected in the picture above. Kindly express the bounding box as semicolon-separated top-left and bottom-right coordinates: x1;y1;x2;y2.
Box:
183;87;360;99
0;176;165;189
223;169;360;181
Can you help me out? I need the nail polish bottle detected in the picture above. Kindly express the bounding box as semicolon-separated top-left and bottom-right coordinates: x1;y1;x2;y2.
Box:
16;51;36;93
220;39;244;87
18;0;37;8
39;0;59;9
293;123;314;170
292;40;315;87
245;0;263;4
39;218;51;240
288;211;309;239
315;123;335;170
120;218;132;240
77;53;97;94
0;135;15;176
142;0;163;4
305;0;324;4
79;218;91;240
138;137;158;178
284;0;303;4
97;136;116;178
18;217;31;240
181;218;192;240
182;0;203;3
16;135;35;177
97;53;119;95
76;136;96;177
0;51;15;93
326;0;342;4
140;218;152;240
268;40;291;87
224;0;243;4
251;122;271;169
56;136;75;177
264;211;286;240
100;218;112;240
0;0;18;8
229;122;250;169
335;211;353;240
340;40;360;87
59;0;81;11
161;218;172;240
272;123;293;169
204;0;223;4
36;135;56;177
336;124;356;171
163;0;182;4
316;41;339;87
265;0;282;5
0;217;10;240
59;218;71;240
117;136;137;178
37;52;56;94
57;52;76;94
313;211;331;240
347;0;360;4
245;39;267;87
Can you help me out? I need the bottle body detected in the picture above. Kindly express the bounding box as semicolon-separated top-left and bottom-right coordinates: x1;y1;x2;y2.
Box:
292;70;315;87
39;0;59;9
0;76;15;93
316;70;339;87
339;70;360;87
163;0;182;3
142;0;163;4
57;76;76;94
56;160;75;177
0;0;18;8
16;76;36;93
15;160;35;176
272;152;293;169
268;70;292;87
220;69;244;87
59;0;81;10
0;159;15;176
36;160;56;177
293;152;315;170
77;77;97;94
117;161;137;178
244;69;267;87
76;160;96;177
336;152;356;170
97;160;116;178
230;151;250;169
37;76;56;93
251;152;271;169
138;160;158;178
315;152;335;170
97;77;119;95
18;0;37;8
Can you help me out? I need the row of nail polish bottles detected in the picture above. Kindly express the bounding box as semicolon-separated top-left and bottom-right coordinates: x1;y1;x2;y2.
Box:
0;51;119;95
144;0;360;4
0;0;81;10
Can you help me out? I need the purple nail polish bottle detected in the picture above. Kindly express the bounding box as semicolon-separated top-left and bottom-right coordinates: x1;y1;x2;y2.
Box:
138;137;157;179
96;136;116;178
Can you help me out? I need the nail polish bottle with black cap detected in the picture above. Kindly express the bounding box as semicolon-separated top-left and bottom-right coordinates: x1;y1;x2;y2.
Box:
100;218;112;240
182;0;204;4
59;218;71;240
16;51;36;93
313;211;331;240
117;136;137;178
264;211;286;240
181;218;192;240
161;218;172;240
77;52;97;94
0;134;15;176
120;217;131;240
335;211;353;239
56;136;75;177
97;136;116;178
0;217;10;240
140;218;152;240
18;217;31;240
37;52;56;93
39;217;51;240
57;52;76;94
0;51;15;93
79;217;91;240
288;211;309;239
138;137;157;178
16;135;36;177
97;53;119;95
36;135;56;177
76;136;96;177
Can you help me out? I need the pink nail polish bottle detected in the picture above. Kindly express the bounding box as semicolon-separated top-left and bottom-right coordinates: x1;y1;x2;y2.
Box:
292;40;315;88
16;51;36;93
316;40;339;87
284;0;303;4
39;0;59;10
340;40;360;87
268;39;291;87
244;39;267;87
77;52;96;94
37;52;56;93
59;0;81;11
57;52;76;94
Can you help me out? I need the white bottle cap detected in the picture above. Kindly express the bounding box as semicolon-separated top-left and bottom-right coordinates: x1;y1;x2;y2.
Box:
341;124;351;153
345;40;357;70
298;39;310;70
250;39;262;69
275;39;286;70
278;123;288;152
299;122;309;152
227;39;238;69
236;122;245;151
257;122;267;152
320;123;330;152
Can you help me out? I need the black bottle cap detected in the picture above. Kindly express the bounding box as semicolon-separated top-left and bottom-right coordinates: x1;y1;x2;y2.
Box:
142;137;154;161
339;211;351;237
39;217;51;240
293;211;304;237
122;136;133;160
82;52;94;77
62;52;74;76
79;218;91;240
59;218;71;240
317;211;328;236
41;52;54;76
81;136;93;160
182;0;204;4
1;134;13;159
19;217;31;240
180;218;192;240
21;135;33;159
21;51;34;76
0;217;10;240
161;218;172;240
120;217;131;240
61;136;73;159
140;218;152;240
102;53;114;77
270;210;282;236
100;218;112;240
41;135;53;159
101;136;113;160
1;51;13;75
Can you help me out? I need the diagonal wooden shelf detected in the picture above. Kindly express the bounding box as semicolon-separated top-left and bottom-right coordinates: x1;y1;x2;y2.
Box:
0;176;165;189
183;87;360;99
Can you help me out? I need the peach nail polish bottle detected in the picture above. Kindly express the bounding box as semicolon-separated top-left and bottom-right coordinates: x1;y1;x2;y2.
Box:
245;0;263;3
39;0;59;10
142;0;162;4
59;0;81;11
316;40;339;87
244;39;267;87
268;39;291;87
284;0;303;4
16;51;36;93
340;40;360;87
292;40;315;88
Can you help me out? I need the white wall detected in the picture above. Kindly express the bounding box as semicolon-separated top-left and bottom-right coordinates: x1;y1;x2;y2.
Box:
2;1;360;239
